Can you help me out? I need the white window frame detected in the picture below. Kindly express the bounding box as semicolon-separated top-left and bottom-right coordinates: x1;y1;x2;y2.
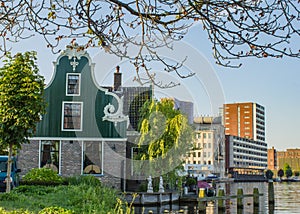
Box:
62;101;83;131
66;73;81;96
39;140;61;174
81;141;103;175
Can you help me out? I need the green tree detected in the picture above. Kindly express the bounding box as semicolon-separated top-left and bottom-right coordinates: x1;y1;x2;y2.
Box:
283;163;293;178
265;169;274;180
0;51;46;192
134;99;194;184
0;1;299;86
277;169;284;179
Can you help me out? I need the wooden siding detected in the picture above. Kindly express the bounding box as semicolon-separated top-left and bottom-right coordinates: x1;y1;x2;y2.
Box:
35;55;126;138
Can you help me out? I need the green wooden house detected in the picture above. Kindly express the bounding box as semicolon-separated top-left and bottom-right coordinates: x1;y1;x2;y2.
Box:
18;44;129;189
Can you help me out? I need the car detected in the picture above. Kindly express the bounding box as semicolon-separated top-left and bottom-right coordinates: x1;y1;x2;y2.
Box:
205;174;219;182
0;156;21;192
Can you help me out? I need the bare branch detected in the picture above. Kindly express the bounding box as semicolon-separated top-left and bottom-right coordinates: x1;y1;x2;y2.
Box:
0;0;299;86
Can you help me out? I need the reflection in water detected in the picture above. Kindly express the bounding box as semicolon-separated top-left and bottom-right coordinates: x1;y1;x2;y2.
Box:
133;182;300;214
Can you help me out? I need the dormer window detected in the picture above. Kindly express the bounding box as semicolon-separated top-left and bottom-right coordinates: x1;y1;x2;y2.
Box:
66;73;80;95
62;102;83;131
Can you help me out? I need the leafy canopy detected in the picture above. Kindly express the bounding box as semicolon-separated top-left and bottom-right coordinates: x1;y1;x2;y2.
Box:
0;51;46;192
0;51;46;148
134;98;194;178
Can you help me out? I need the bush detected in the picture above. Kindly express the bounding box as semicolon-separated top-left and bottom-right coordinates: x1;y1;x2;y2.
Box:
186;177;196;186
21;168;63;186
64;175;101;187
0;207;32;214
38;206;75;214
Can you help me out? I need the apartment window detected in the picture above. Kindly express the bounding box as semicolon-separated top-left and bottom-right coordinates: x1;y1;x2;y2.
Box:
203;152;207;157
208;133;212;139
83;141;103;175
203;133;207;139
40;140;60;172
208;143;211;149
62;102;83;131
66;73;80;95
198;152;201;157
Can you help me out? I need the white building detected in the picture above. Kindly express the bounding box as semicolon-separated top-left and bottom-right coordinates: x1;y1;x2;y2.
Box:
184;116;225;179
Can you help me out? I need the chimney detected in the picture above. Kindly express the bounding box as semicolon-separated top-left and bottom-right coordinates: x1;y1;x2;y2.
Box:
114;66;122;91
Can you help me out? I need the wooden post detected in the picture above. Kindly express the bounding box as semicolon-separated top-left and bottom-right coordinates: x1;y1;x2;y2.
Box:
218;188;225;211
198;188;206;212
253;187;260;207
268;181;275;205
237;188;244;209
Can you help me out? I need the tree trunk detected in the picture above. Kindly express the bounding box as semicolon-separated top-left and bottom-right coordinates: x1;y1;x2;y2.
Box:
6;143;13;193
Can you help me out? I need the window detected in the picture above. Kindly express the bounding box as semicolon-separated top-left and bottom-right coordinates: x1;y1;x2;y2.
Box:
208;143;211;149
198;152;201;157
40;140;60;172
208;133;212;139
203;133;207;139
62;102;83;131
66;73;80;95
83;141;103;175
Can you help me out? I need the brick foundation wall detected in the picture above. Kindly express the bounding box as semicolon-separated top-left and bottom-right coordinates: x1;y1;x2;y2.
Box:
18;139;127;190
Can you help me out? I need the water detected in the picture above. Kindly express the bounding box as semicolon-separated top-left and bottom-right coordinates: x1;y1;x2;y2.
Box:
134;182;300;214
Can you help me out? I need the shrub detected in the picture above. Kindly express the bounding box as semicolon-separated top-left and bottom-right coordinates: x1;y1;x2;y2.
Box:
21;168;63;186
186;177;196;186
64;175;101;187
38;206;75;214
0;207;32;214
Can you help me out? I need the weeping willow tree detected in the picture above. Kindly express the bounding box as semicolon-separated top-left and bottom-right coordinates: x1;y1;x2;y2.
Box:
133;98;194;188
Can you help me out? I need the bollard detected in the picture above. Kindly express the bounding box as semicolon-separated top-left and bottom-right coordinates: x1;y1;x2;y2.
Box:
268;181;275;205
198;188;206;212
218;188;225;211
253;187;260;207
237;188;244;209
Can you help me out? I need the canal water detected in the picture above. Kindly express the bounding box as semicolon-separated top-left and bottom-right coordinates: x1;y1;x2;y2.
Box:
134;182;300;214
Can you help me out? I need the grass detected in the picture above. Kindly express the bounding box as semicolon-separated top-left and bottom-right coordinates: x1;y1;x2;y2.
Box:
0;183;121;213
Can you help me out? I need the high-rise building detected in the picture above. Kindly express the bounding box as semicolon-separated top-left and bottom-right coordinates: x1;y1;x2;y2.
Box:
223;102;265;143
222;102;268;180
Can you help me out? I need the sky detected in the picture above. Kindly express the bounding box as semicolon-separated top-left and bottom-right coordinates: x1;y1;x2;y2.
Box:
5;24;300;151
